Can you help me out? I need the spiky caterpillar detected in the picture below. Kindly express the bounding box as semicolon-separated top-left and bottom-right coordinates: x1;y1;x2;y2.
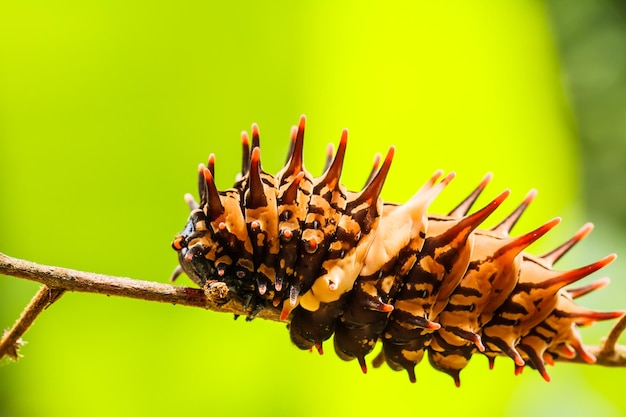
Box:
171;116;623;385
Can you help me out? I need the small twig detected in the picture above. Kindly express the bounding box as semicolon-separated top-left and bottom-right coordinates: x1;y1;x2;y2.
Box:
1;285;65;360
1;251;625;367
601;313;626;358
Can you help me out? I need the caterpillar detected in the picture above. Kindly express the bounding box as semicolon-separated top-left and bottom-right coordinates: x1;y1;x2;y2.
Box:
171;115;623;386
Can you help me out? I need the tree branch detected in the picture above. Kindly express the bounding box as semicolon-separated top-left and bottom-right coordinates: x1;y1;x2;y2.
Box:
0;285;65;360
1;251;624;367
602;313;626;358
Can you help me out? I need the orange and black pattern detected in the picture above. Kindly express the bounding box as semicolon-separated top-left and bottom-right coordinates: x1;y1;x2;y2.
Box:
171;116;622;386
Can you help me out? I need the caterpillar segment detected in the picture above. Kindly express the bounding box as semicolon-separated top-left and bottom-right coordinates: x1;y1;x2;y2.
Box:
432;217;561;354
429;224;617;385
516;290;623;381
373;190;512;380
279;128;350;320
482;253;616;366
287;145;394;353
332;172;454;370
289;295;348;353
359;170;455;277
299;145;394;310
426;217;562;384
379;192;549;383
274;117;313;297
171;116;621;384
486;222;611;373
243;147;280;296
203;167;256;282
333;172;458;373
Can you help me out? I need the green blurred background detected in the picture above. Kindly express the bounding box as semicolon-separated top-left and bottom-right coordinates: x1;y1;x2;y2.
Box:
1;1;625;416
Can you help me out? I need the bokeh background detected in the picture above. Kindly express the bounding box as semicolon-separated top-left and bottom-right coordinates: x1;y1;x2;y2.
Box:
1;1;625;416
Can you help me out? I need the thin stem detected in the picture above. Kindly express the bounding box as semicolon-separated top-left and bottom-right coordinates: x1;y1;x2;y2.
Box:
1;251;625;367
0;285;65;360
601;313;626;358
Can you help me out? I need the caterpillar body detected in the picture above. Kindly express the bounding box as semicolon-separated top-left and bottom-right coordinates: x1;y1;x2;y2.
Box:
171;116;622;386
